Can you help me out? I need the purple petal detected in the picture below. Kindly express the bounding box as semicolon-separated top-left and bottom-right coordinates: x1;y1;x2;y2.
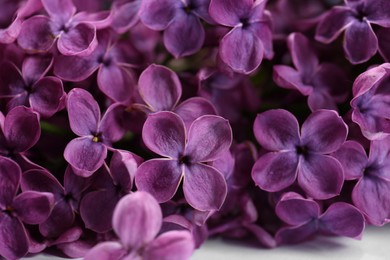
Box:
112;0;141;33
183;163;227;211
301;110;347;154
30;76;65;117
84;242;126;260
21;169;63;195
139;0;180;30
53;53;100;82
64;165;92;202
109;150;140;192
249;17;273;60
209;0;253;27
275;192;320;225
41;0;76;22
331;141;367;180
315;7;354;43
320;202;365;238
0;214;29;260
99;104;127;143
39;201;75;238
220;27;263;74
253;109;300;151
13;191;54;225
365;0;390;27
273;65;312;96
251;151;298;192
64;137;107;177
186;115;232;162
0;61;24;96
288;33;318;76
0;157;21;206
163;12;205;58
275;222;317;245
377;27;390;61
113;191;162;248
17;15;54;53
135;159;183;203
57;23;97;56
97;64;135;103
143;231;194;260
298;154;344;200
67;88;100;136
138;64;182;112
142;111;185;158
4;106;40;152
22;55;53;83
244;224;276;248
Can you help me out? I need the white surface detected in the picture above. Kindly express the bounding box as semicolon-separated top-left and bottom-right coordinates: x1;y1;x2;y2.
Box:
25;225;390;260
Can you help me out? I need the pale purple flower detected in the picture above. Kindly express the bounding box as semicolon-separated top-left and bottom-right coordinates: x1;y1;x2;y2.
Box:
135;111;232;211
84;191;195;260
315;0;390;63
0;156;54;260
275;192;365;244
273;33;348;111
64;88;126;177
252;109;347;199
209;0;273;74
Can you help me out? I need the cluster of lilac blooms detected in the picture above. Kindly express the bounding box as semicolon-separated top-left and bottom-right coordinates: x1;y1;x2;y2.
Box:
0;0;390;259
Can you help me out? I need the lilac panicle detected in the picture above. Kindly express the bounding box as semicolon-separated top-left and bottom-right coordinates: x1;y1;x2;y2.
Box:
64;88;126;177
135;111;232;211
252;109;347;199
275;192;365;244
84;191;195;260
315;0;390;63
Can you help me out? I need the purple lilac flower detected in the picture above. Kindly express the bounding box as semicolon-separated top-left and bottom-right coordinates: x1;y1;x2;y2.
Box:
209;0;273;74
315;0;390;63
332;139;390;225
273;33;348;111
252;109;347;199
350;63;390;140
64;88;126;177
139;0;212;58
111;0;142;33
0;55;65;117
84;191;195;260
275;192;365;244
0;156;54;260
135;111;232;211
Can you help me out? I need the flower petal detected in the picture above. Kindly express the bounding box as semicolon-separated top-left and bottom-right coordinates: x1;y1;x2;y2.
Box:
21;169;63;195
111;0;141;33
183;163;227;211
57;23;97;56
253;109;300;151
273;65;312;96
13;191;54;225
109;150;140;192
53;53;100;82
138;64;181;112
142;111;185;158
0;214;29;260
288;33;319;76
275;221;317;245
298;154;344;200
209;0;253;27
186;115;232;163
41;0;76;22
301;110;347;154
0;157;21;206
144;231;194;260
139;0;180;30
99;104;127;143
113;191;162;248
84;242;126;260
135;159;182;203
39;201;75;238
251;151;298;192
22;54;53;83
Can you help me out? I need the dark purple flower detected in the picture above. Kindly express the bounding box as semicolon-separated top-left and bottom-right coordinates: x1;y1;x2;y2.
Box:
275;192;365;244
252;109;347;199
209;0;273;74
273;33;348;111
139;0;211;57
350;63;390;140
332;139;390;226
64;88;126;177
315;0;390;63
0;156;54;259
84;191;195;260
135;111;232;211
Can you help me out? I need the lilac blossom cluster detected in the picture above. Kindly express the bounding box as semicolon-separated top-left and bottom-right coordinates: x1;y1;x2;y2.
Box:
0;0;389;259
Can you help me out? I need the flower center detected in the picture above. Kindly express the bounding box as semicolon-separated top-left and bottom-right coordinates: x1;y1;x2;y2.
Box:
240;18;250;29
97;55;112;67
178;155;191;166
296;145;309;157
92;133;102;143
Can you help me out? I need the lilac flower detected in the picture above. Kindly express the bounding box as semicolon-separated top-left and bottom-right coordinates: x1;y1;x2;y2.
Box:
350;63;390;140
315;0;390;64
54;30;137;103
64;88;126;177
332;139;390;226
17;0;103;56
21;166;91;238
84;191;195;260
252;109;347;199
139;0;211;58
111;0;142;33
209;0;273;74
80;150;142;233
0;156;54;260
275;192;365;244
0;55;65;117
135;111;232;211
273;33;348;111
